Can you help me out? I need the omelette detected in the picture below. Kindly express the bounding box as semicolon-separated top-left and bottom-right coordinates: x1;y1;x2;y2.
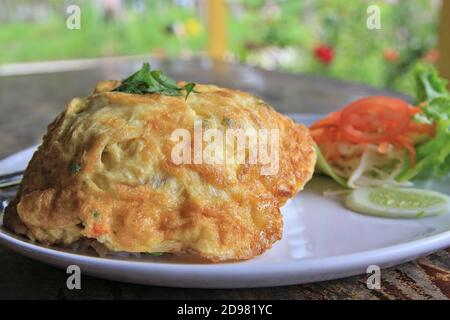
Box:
4;64;316;262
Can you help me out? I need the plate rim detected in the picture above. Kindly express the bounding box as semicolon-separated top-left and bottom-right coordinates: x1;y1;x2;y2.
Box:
1;225;449;273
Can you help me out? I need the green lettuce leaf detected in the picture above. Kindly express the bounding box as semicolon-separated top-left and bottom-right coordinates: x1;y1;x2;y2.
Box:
398;65;450;181
414;64;448;103
313;144;348;187
398;119;450;181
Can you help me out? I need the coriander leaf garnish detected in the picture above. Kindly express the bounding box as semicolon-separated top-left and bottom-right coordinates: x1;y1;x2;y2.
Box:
92;211;100;220
69;162;82;174
148;252;164;256
150;70;179;90
183;82;198;100
113;63;197;99
222;118;233;127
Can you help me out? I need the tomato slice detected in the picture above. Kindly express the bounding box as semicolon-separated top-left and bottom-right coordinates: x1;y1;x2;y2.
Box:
310;111;341;129
339;96;411;143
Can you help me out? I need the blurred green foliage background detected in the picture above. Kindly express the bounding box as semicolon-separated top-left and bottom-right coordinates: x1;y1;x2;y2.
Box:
0;0;441;94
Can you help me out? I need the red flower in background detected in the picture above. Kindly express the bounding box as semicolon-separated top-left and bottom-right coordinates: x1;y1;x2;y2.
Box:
314;45;334;65
424;49;440;63
383;48;399;62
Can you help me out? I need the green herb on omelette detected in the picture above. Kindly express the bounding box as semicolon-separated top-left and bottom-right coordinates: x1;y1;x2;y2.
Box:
92;211;100;220
148;252;164;256
222;118;233;127
113;62;197;99
69;162;82;174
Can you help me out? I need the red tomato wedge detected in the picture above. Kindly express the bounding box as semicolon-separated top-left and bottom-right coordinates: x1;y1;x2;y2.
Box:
339;96;411;143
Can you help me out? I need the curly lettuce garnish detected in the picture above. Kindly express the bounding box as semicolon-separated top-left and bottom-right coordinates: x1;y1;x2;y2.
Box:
398;65;450;181
414;64;448;103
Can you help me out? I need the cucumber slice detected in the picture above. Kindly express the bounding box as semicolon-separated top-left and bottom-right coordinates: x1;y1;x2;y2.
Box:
345;187;449;218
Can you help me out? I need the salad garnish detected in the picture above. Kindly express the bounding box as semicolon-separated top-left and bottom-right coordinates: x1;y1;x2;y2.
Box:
311;64;450;188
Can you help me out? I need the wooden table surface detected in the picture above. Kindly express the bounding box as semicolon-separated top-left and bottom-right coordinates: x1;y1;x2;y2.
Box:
0;57;448;299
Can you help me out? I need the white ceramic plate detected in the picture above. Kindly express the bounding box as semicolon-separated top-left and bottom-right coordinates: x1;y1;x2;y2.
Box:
0;114;449;288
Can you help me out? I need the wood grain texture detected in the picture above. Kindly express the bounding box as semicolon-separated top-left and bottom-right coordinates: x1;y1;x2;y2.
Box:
0;58;448;300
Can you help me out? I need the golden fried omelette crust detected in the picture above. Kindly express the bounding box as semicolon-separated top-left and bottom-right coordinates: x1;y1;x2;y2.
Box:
5;81;316;261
